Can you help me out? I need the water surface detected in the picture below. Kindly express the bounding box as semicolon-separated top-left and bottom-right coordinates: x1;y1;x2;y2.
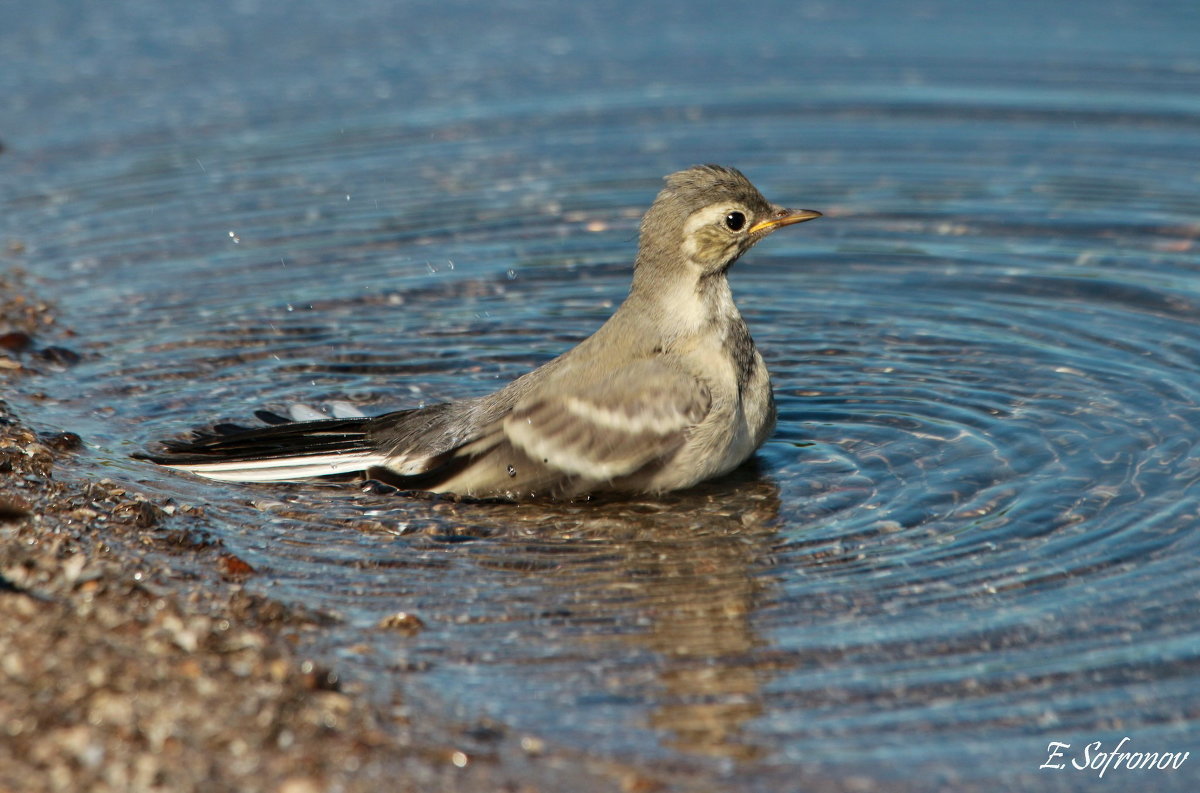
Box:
3;1;1200;789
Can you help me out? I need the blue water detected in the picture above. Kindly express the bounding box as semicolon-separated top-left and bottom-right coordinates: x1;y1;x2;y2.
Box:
4;1;1200;789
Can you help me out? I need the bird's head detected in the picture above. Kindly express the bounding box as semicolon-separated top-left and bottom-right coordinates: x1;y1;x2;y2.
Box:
635;164;821;279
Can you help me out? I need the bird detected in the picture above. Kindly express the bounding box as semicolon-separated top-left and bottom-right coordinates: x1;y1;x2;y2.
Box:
138;165;821;500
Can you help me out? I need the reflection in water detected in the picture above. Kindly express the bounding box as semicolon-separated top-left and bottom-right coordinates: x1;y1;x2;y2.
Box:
5;2;1200;785
547;475;782;763
638;527;770;763
348;468;784;765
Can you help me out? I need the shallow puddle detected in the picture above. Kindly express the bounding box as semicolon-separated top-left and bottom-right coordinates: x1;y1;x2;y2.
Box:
4;1;1200;789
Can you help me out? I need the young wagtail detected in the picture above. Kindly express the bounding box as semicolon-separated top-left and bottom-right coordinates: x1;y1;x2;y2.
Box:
139;165;821;499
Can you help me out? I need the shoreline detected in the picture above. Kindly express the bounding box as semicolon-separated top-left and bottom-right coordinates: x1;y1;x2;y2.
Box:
0;268;637;793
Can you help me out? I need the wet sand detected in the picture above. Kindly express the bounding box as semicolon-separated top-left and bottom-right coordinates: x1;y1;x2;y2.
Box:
0;268;659;793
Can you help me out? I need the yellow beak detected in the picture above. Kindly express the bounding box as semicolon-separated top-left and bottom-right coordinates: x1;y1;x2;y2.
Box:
748;208;823;235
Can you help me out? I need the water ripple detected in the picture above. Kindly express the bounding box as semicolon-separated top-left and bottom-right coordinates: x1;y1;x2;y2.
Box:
6;63;1200;790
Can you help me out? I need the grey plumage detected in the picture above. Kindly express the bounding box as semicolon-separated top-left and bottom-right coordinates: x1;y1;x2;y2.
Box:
139;165;821;500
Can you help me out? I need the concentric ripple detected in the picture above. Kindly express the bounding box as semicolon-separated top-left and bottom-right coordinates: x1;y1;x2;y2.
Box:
4;2;1200;788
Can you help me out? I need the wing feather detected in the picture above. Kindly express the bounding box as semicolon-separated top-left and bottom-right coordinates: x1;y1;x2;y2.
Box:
503;359;710;481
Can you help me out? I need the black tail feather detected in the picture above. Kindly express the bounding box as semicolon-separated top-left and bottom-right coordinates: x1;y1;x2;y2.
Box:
136;416;374;465
254;410;294;425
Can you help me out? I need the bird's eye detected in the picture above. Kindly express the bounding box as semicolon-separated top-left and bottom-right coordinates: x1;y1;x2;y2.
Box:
724;211;746;232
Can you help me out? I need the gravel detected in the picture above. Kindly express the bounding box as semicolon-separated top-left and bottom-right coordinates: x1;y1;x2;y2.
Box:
0;267;645;793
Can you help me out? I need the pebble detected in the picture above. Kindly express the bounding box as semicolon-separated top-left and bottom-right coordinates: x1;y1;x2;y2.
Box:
377;611;426;634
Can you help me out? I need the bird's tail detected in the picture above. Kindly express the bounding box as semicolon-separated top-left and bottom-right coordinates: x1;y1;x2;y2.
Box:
135;412;386;482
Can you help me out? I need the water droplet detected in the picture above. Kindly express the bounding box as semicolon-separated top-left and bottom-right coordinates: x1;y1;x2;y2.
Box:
506;464;517;478
506;269;518;280
228;230;240;244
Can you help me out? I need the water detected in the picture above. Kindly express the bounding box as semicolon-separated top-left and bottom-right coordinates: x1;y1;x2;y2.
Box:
3;1;1200;789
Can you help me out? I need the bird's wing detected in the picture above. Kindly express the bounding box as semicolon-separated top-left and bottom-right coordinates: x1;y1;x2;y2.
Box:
501;359;711;481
